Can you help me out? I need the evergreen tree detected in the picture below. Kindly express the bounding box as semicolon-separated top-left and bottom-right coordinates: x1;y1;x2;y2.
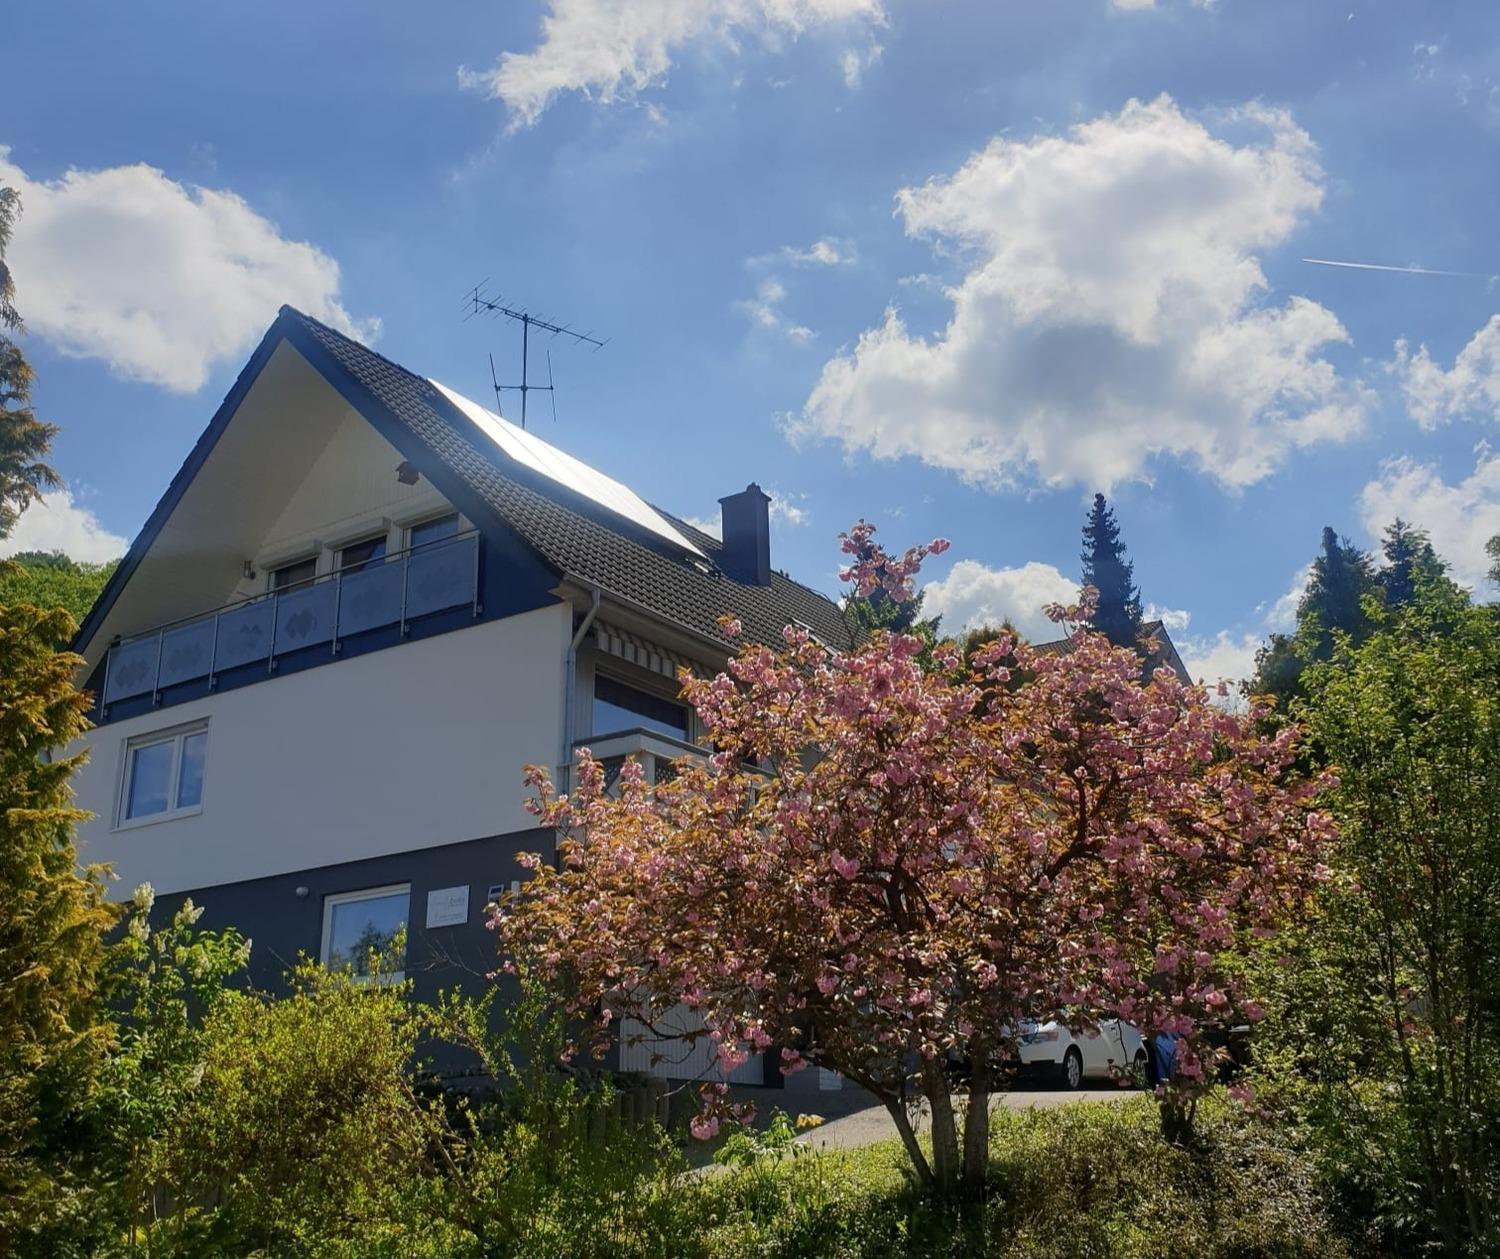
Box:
1252;525;1380;710
1378;518;1446;610
1488;533;1499;589
0;188;60;540
1079;493;1142;648
0;603;114;1244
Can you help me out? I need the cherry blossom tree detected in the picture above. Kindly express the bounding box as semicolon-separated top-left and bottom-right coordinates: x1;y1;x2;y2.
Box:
497;523;1333;1195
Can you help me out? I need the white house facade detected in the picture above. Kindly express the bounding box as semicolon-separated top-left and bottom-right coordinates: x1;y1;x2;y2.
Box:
68;307;859;1084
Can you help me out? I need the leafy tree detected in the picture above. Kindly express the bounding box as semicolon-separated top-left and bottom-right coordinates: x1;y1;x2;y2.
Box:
499;524;1332;1197
1488;532;1499;589
1377;518;1446;611
0;188;60;541
1297;576;1500;1251
1079;493;1142;649
1253;526;1380;710
0;551;119;622
0;602;114;1249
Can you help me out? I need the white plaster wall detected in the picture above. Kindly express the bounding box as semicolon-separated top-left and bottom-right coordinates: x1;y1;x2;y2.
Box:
71;605;571;895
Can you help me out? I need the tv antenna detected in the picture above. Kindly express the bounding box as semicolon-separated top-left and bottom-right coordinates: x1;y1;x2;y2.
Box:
464;282;606;429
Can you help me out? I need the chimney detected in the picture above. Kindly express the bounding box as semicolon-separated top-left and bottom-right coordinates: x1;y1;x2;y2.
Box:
718;483;772;585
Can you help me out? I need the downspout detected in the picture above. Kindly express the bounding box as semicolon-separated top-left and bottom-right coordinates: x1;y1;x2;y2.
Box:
559;585;602;794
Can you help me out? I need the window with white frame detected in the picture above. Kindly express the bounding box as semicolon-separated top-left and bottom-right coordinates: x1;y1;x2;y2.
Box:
337;532;388;574
321;885;410;982
270;555;318;592
119;722;208;826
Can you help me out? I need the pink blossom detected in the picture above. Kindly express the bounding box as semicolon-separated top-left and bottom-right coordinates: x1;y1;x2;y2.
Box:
830;852;860;881
689;1115;720;1141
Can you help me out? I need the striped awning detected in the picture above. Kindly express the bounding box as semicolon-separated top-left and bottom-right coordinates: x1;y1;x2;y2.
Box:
591;620;697;680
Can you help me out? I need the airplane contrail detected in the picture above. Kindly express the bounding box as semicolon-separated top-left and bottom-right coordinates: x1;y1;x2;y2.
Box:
1302;257;1486;278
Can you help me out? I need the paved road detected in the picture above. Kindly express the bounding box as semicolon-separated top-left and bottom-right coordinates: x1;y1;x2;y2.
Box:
797;1087;1134;1152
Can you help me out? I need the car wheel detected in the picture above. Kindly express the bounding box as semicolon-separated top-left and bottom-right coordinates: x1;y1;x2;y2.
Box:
1062;1047;1083;1091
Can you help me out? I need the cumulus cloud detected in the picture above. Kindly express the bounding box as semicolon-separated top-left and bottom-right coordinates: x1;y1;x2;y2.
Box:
0;148;377;394
921;558;1079;643
1358;448;1500;591
1176;630;1261;697
737;278;815;343
775;237;856;268
787;96;1367;491
1144;602;1191;632
1395;315;1500;429
0;488;127;563
462;0;886;128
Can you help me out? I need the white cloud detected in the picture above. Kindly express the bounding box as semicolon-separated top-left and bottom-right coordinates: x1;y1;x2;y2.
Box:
736;277;815;343
922;559;1079;643
788;96;1367;491
1395;315;1500;429
767;487;810;527
1358;448;1500;592
1260;561;1313;632
0;148;377;394
777;237;856;267
0;488;127;563
462;0;886;129
1144;602;1191;632
1176;630;1260;696
683;514;723;540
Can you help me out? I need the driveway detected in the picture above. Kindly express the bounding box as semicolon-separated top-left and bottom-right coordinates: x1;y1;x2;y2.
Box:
797;1087;1133;1152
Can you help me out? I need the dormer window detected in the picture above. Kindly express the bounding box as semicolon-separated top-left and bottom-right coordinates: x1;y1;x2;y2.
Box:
270;555;317;593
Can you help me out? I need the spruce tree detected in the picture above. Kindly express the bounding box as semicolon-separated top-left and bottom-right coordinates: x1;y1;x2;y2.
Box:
1252;525;1380;710
0;187;60;540
1487;533;1499;589
1080;493;1142;648
1378;519;1445;610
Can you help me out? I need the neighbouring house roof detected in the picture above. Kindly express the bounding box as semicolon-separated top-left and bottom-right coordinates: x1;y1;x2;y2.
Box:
76;307;860;661
1031;619;1194;685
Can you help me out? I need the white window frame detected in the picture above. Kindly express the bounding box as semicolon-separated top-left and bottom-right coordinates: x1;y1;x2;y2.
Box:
269;553;319;594
403;511;463;550
115;720;210;831
320;883;411;985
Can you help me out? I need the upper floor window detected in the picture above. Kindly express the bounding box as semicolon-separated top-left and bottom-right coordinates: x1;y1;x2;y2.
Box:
321;884;410;983
270;555;317;593
120;722;208;826
337;534;387;574
408;513;459;550
592;673;690;741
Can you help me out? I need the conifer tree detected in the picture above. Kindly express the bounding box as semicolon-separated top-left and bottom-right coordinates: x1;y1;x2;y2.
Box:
1488;533;1499;589
0;602;114;1243
1252;525;1380;710
1378;519;1446;610
0;188;60;540
1079;493;1142;648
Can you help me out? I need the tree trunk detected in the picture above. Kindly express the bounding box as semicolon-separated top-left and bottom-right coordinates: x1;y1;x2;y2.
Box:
885;1098;934;1189
962;1055;991;1193
922;1059;961;1193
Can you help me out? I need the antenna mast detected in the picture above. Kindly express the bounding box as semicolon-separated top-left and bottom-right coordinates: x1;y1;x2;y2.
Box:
464;283;606;429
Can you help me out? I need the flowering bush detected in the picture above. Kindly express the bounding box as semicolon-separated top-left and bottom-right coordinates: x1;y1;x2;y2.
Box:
498;522;1333;1194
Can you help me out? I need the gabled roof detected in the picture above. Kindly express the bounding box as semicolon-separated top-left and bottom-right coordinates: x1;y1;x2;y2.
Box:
1032;619;1193;685
77;307;859;659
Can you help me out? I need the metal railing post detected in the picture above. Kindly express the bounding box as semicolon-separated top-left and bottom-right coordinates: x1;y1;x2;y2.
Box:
332;572;343;656
399;548;410;637
207;610;220;690
267;589;280;674
150;632;165;707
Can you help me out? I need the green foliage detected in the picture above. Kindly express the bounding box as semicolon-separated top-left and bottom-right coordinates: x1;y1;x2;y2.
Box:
1376;518;1447;611
425;969;686;1257
1488;532;1499;589
0;601;114;1253
0;552;119;623
1253;525;1380;712
156;958;452;1256
1080;492;1142;648
0;187;60;540
1251;572;1500;1252
678;1098;1346;1258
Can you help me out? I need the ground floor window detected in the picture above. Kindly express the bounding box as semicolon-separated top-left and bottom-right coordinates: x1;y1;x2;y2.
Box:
321;884;410;982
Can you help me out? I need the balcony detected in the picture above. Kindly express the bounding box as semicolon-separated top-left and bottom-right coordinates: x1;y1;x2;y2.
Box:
100;531;481;717
573;728;709;790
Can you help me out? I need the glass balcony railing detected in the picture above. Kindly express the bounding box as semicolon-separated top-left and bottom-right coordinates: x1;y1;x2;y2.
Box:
101;532;480;709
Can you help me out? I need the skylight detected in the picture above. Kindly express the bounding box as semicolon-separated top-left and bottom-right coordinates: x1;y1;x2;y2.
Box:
429;380;705;558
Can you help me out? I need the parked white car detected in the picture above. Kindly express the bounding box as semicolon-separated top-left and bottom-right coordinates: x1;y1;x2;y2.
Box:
1017;1019;1148;1090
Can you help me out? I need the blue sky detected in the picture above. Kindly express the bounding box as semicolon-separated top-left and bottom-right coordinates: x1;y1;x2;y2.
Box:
5;0;1500;682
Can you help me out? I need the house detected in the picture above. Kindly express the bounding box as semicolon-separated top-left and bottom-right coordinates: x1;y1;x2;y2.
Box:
1032;619;1193;684
68;306;859;1086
